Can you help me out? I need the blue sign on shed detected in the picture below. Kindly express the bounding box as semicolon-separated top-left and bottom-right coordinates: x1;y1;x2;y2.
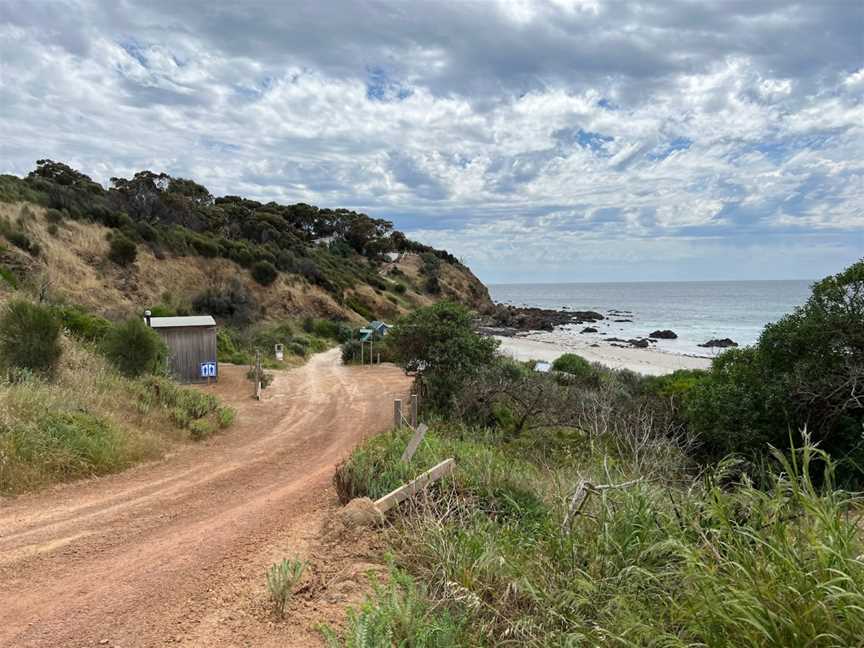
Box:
200;361;217;379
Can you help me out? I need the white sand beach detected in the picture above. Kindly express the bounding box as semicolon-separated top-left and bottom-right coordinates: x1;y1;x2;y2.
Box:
495;333;712;376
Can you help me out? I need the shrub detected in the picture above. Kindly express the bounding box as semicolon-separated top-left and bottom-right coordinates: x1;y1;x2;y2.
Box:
266;558;306;617
388;302;499;411
192;281;257;326
45;208;65;224
0;300;62;376
53;305;112;342
108;234;137;266
139;376;219;428
217;406;236;428
251;260;278;286
102;318;167;377
188;418;215;440
0;265;18;289
341;339;362;364
5;229;40;256
551;353;594;380
323;569;466;647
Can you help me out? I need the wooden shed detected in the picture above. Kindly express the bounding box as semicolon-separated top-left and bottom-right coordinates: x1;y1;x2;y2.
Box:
146;314;218;384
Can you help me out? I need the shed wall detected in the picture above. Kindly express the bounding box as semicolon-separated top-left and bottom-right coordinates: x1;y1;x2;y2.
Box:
154;326;218;384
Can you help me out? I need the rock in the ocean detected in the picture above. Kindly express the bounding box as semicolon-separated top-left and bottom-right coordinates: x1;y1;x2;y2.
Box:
615;318;633;322
650;330;678;339
572;311;605;322
699;338;738;348
580;326;598;334
628;338;650;348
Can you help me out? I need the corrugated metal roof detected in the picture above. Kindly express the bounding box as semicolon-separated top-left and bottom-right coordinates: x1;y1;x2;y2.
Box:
148;316;216;328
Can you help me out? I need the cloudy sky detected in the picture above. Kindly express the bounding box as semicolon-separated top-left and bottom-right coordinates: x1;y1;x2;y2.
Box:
1;1;862;283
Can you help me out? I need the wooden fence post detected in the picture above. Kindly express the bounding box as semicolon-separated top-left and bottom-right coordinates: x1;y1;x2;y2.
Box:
410;393;418;428
394;399;403;429
254;350;262;401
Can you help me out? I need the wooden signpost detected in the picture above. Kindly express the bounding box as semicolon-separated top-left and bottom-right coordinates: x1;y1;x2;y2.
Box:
374;458;455;513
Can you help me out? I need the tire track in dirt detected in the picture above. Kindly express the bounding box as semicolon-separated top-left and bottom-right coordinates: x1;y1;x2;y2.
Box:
0;349;411;647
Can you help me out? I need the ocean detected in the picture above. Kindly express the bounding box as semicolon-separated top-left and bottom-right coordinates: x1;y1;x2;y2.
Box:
488;280;813;358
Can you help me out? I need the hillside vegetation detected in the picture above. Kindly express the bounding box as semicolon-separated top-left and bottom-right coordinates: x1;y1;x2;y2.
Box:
327;264;864;646
0;325;233;495
0;161;491;325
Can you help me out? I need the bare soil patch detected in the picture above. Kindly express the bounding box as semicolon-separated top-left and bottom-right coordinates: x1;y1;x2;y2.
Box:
0;349;410;647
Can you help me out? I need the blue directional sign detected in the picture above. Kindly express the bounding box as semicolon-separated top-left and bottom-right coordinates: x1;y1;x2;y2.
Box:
200;361;217;378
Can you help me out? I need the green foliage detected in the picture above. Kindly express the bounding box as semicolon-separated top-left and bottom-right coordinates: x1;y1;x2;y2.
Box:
102;318;167;377
0;223;41;257
217;406;236;428
139;375;220;431
0;265;18;289
551;353;595;381
338;423;864;647
108;234;137;266
192;280;258;326
323;568;466;647
251;259;278;286
52;304;112;342
188;417;215;440
685;258;864;475
266;558;306;617
0;300;62;376
387;302;499;411
341;339;362;364
0;412;132;487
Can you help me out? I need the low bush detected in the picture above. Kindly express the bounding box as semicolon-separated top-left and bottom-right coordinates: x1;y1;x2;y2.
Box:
0;300;62;376
5;229;40;256
217;406;236;428
551;352;595;381
341;339;362;364
322;568;466;647
0;265;17;289
102;318;167;377
188;418;215;440
108;234;137;266
251;260;278;286
53;304;112;342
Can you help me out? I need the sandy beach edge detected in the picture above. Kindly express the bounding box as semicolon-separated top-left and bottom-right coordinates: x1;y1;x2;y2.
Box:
494;334;713;376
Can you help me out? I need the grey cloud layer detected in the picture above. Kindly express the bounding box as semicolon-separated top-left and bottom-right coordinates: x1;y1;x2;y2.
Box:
1;0;862;281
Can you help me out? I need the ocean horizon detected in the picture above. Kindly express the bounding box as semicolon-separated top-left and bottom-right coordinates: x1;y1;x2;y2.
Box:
488;279;813;358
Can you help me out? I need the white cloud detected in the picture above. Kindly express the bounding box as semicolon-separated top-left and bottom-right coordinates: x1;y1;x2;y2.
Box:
0;0;861;281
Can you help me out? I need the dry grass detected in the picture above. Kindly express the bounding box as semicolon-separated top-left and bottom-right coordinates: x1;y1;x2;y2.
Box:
0;335;206;494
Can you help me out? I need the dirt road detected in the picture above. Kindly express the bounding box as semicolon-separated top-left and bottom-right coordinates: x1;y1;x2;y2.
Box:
0;349;411;647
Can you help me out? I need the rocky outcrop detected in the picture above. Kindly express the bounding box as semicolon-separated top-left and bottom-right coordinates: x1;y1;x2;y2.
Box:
484;305;578;332
650;330;678;339
572;311;605;322
628;338;650;348
699;338;738;348
580;326;598;334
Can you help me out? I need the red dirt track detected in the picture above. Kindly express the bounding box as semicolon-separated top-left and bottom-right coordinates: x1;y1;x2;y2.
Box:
0;350;410;647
